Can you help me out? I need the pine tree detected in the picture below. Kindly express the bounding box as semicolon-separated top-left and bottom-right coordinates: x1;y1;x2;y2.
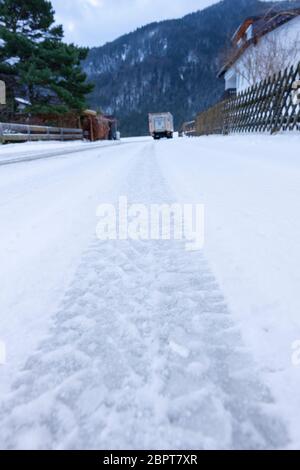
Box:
0;0;93;115
0;0;62;76
30;40;94;113
0;0;62;39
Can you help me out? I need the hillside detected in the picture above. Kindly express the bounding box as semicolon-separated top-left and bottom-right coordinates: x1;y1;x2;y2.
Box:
83;0;300;136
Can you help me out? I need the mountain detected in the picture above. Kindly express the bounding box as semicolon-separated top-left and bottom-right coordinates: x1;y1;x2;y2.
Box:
83;0;300;136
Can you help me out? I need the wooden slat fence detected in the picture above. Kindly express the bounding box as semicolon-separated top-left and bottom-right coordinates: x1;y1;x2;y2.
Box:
196;101;226;136
196;61;300;136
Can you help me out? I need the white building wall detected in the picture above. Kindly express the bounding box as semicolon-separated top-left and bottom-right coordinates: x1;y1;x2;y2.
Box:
225;15;300;93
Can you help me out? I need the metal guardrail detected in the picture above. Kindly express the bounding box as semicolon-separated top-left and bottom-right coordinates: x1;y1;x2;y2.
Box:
0;122;83;143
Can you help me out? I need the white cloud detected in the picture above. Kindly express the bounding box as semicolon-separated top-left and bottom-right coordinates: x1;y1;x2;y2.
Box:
51;0;220;47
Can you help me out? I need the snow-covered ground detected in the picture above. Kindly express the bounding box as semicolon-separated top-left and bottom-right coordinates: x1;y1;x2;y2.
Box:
0;139;130;165
0;135;299;449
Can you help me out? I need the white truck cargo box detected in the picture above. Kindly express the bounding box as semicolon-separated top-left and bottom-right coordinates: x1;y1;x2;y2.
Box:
148;113;174;140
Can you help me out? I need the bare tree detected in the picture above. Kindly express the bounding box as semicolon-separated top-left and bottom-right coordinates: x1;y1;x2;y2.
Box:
222;10;300;89
234;30;300;88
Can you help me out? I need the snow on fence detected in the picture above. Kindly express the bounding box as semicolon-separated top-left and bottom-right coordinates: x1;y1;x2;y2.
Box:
196;61;300;135
0;122;83;144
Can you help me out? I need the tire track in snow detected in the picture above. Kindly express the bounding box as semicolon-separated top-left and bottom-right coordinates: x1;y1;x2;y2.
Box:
0;142;288;449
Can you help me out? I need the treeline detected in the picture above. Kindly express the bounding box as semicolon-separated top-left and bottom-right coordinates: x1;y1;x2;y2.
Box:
0;0;93;116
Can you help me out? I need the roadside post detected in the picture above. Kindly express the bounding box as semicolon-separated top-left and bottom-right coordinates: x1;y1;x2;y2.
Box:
0;80;6;105
292;80;300;105
0;81;6;144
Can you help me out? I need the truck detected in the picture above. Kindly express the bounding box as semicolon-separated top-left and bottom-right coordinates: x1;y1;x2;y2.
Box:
148;113;174;140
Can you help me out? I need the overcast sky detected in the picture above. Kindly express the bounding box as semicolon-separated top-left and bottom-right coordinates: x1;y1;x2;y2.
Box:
51;0;221;48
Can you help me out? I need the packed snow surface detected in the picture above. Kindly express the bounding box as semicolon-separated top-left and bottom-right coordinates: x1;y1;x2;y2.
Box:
0;135;299;449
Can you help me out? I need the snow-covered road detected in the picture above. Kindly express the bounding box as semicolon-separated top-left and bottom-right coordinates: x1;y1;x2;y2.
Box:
0;135;299;449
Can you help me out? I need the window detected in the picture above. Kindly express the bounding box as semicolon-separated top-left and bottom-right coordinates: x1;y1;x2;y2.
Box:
246;24;253;41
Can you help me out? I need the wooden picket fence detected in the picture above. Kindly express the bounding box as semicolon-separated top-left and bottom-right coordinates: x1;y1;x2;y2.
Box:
196;61;300;135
